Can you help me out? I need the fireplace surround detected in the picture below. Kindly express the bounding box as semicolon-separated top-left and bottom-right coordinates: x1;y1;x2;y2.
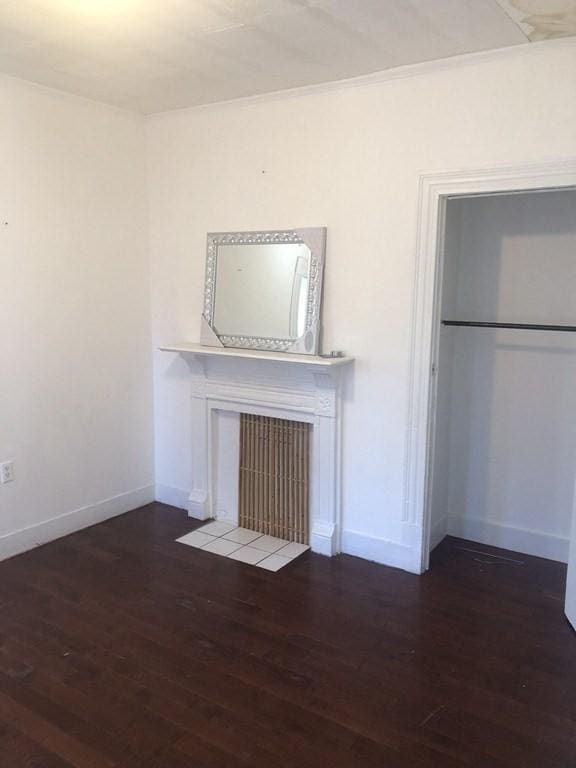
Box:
160;344;353;556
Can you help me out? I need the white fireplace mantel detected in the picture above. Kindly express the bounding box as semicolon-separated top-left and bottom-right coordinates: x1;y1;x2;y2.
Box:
160;343;354;556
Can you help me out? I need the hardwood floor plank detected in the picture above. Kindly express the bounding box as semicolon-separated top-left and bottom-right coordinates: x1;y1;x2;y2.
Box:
0;686;116;768
0;718;76;768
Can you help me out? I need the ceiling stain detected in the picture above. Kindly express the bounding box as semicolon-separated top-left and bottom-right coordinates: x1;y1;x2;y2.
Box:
496;0;576;41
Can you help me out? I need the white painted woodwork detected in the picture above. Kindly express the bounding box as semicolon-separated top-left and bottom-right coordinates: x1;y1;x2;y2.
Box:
160;343;352;368
566;491;576;630
212;410;240;527
160;344;353;556
0;0;527;112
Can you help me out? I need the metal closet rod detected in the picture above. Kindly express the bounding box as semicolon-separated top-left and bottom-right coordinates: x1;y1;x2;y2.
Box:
442;320;576;333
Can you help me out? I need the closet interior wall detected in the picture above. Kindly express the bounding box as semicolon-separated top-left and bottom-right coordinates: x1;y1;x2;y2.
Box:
430;189;576;563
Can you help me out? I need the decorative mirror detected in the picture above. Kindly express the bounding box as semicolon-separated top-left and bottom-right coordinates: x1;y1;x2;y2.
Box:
200;228;325;355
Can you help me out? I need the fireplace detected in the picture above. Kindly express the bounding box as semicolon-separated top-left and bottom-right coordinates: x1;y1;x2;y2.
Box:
160;343;353;556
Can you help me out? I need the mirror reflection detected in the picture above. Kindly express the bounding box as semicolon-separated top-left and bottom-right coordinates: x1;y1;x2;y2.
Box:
213;243;311;339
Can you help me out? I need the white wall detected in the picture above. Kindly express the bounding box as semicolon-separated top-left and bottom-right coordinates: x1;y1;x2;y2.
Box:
147;40;576;571
0;75;154;559
437;190;576;562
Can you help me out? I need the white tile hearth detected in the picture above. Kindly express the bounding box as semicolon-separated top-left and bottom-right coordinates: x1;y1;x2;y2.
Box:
250;535;290;553
257;554;292;572
276;542;309;558
176;530;214;548
223;527;262;545
227;546;268;565
200;521;236;537
202;537;242;556
176;523;309;570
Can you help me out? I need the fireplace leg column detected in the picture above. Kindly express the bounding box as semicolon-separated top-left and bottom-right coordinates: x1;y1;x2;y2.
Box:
187;357;211;520
310;368;341;556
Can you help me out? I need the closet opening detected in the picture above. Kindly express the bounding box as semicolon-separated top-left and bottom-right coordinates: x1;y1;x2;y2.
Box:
426;187;576;575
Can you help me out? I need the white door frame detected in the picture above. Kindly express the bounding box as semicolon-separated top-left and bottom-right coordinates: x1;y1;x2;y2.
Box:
404;158;576;574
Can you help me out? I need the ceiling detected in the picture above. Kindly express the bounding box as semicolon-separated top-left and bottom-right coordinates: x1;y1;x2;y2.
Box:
0;0;573;114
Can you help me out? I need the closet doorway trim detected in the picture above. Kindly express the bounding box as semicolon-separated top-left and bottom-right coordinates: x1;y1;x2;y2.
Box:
404;158;576;574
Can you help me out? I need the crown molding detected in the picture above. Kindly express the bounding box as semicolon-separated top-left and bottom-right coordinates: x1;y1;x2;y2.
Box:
0;71;141;118
148;36;576;118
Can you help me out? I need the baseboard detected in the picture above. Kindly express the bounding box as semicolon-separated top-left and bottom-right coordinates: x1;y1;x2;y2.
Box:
155;483;190;511
310;521;338;557
0;485;155;563
341;529;420;574
448;515;569;563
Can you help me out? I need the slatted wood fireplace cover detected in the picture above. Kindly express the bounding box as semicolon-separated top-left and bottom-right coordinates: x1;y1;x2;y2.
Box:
239;414;310;544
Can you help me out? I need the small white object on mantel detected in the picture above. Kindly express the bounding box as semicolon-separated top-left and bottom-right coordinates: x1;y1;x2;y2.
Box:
159;342;354;557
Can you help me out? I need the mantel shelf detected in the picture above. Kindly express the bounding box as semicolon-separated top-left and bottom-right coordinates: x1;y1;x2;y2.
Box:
160;342;354;368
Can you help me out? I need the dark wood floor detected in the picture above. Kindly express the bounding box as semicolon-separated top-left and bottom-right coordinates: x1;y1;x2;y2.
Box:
0;504;575;767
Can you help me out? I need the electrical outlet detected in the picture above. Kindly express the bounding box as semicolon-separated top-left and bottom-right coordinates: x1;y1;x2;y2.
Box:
0;461;14;484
